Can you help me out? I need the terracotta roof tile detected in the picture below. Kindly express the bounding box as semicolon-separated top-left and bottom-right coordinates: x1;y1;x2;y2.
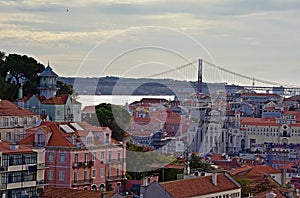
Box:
82;105;96;113
0;140;34;154
160;173;240;198
42;188;116;198
0;100;37;116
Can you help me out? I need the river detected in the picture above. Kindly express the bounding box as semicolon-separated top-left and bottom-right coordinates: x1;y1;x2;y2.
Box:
76;95;175;108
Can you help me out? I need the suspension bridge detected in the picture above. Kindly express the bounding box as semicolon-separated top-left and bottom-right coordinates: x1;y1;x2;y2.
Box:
147;59;300;95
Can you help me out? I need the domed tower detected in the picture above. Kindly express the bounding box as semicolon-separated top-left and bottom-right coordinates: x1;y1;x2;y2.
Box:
38;62;59;99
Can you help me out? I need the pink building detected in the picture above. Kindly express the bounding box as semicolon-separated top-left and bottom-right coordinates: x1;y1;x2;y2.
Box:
19;121;126;193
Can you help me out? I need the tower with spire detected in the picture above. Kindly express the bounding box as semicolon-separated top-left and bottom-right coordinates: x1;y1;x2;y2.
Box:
38;61;59;99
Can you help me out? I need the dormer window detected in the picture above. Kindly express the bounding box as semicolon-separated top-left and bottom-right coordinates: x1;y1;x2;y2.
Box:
105;134;109;144
87;136;93;145
37;134;44;147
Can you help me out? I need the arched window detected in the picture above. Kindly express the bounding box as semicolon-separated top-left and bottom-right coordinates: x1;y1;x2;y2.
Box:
99;184;105;191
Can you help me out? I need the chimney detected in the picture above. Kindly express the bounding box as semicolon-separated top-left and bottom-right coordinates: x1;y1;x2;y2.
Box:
142;177;151;186
212;172;217;186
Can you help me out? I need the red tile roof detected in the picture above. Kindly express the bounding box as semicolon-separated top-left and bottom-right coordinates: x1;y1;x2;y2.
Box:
82;105;96;113
0;140;34;154
42;188;115;198
0;100;37;116
254;189;286;198
19;121;116;148
42;95;67;105
241;117;280;126
230;165;281;178
160;173;240;198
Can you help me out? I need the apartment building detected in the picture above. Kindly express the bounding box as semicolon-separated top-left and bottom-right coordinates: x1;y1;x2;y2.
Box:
19;121;126;193
0;99;39;142
0;140;46;198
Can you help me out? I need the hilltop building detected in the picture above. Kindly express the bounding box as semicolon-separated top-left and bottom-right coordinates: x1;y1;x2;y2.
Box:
17;63;81;122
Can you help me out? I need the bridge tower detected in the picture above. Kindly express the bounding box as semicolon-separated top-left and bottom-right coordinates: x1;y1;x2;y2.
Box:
197;59;203;95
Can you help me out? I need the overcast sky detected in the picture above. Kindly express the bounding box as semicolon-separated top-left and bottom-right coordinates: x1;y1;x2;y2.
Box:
1;0;300;86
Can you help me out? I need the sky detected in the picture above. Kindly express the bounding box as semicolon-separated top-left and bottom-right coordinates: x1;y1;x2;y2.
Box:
1;0;300;86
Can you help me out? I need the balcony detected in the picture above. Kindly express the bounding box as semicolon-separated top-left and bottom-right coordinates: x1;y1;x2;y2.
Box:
0;166;7;172
107;158;125;164
106;175;126;181
279;133;291;137
37;179;48;186
37;163;47;169
72;161;94;169
72;179;94;186
72;162;79;168
0;183;7;190
0;122;23;129
65;114;74;119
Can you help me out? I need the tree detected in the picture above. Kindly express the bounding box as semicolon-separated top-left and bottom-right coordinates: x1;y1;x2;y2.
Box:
3;53;45;86
57;80;74;95
95;103;131;141
0;51;5;77
0;76;9;99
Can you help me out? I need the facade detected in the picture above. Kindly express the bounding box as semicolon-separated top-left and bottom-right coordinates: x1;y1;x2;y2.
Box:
240;93;282;118
19;121;126;193
0;99;39;142
0;140;46;198
17;64;82;122
38;65;59;99
140;173;241;198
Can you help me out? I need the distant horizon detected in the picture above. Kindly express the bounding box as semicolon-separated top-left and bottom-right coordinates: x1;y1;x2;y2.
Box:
1;1;300;85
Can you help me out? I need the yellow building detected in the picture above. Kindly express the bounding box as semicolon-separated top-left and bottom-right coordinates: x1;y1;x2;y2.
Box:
0;99;39;141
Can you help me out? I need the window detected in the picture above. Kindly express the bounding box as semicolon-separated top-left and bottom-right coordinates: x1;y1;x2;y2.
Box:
92;169;96;178
118;151;121;161
74;153;78;163
57;110;60;115
14;117;18;125
100;151;105;161
59;171;65;181
85;153;89;162
37;134;43;145
100;168;104;178
6;132;11;140
23;117;27;125
93;152;96;161
60;153;65;163
23;153;37;164
108;151;112;162
84;170;88;181
105;134;109;144
108;167;111;178
48;170;53;180
48;152;54;162
117;165;121;177
74;172;78;183
87;137;93;145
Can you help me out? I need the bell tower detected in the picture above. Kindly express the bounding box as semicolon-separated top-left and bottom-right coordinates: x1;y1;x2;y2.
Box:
38;61;59;99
